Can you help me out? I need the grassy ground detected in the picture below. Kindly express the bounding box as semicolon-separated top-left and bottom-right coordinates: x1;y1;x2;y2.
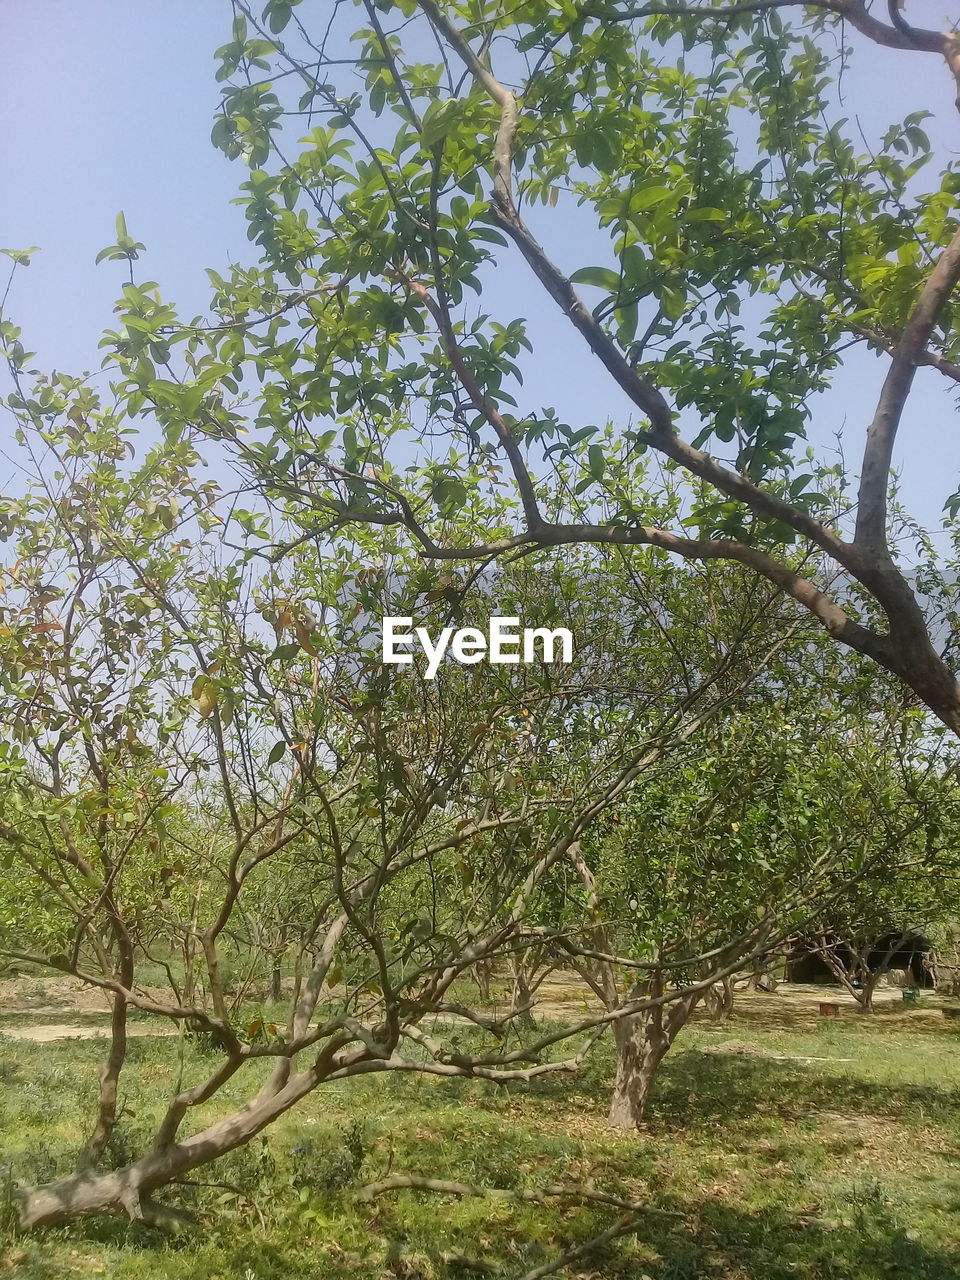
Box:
1;998;959;1280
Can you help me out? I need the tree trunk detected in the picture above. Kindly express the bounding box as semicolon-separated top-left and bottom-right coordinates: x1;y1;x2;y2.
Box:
473;956;494;1004
18;1056;325;1228
703;974;735;1018
888;634;960;741
20;1163;167;1229
858;972;879;1012
607;979;702;1130
201;934;229;1025
80;916;135;1169
608;1012;670;1130
508;953;538;1031
78;990;128;1168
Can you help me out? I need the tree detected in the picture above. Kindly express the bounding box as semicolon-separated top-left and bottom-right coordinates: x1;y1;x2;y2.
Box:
0;400;820;1226
800;851;960;1011
5;0;960;1225
46;0;960;733
543;669;949;1125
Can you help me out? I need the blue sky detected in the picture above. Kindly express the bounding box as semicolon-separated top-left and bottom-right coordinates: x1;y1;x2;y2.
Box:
1;4;250;362
1;2;958;534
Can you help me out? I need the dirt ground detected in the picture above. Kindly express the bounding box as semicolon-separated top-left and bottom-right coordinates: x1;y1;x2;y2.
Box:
479;972;957;1035
0;970;952;1042
0;974;174;1041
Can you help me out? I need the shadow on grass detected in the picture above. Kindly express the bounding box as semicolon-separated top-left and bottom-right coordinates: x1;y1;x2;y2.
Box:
484;1026;960;1132
11;1182;960;1280
621;1193;960;1280
647;1050;960;1133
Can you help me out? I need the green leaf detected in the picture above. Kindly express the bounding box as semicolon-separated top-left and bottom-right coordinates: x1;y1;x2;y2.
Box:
569;266;620;291
267;739;287;765
1;247;40;267
659;284;687;321
615;302;639;343
587;444;606;480
684;207;726;223
420;98;465;148
268;3;293;33
632;185;672;212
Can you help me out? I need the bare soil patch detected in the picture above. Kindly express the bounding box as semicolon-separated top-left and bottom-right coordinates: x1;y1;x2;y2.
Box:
1;1022;176;1043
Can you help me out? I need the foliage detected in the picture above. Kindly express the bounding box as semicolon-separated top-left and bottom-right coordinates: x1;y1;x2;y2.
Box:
3;0;960;1241
0;399;839;1223
30;0;960;727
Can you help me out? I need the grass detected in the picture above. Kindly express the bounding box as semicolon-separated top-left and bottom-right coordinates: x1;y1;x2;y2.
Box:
0;1002;959;1279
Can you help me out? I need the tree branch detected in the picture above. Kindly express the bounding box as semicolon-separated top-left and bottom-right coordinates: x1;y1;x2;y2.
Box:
856;223;960;549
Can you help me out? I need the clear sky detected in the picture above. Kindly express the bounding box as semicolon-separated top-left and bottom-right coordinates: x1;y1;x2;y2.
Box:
1;2;957;534
1;4;251;361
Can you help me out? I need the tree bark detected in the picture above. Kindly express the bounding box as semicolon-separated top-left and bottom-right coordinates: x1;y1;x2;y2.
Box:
78;990;128;1169
17;1053;335;1228
608;1012;670;1129
607;988;699;1129
508;950;541;1031
473;955;494;1003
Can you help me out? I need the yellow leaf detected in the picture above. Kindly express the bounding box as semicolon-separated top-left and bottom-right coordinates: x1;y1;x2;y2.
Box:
294;621;319;656
197;684;218;718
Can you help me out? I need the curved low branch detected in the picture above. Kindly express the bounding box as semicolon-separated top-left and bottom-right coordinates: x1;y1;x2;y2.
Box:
358;1173;650;1213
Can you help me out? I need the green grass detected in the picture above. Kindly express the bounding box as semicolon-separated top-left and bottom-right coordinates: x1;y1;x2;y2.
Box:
1;1005;960;1279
